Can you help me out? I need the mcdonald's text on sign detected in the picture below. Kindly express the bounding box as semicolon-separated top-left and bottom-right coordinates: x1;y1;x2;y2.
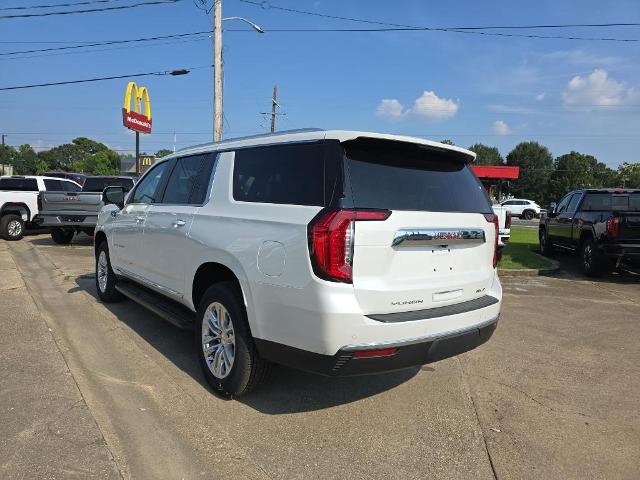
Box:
122;81;152;134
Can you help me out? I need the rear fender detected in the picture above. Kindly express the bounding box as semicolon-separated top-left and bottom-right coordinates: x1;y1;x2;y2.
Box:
1;203;31;222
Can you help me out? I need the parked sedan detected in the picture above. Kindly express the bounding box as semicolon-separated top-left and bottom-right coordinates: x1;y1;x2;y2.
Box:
500;198;541;220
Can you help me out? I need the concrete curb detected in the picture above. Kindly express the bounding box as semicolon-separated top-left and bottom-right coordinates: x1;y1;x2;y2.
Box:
498;247;560;277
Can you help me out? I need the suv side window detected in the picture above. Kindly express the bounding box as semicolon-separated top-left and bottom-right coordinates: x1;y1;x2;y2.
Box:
233;143;324;206
566;193;582;213
44;179;63;191
557;194;574;214
129;161;170;205
62;180;81;192
161;154;214;205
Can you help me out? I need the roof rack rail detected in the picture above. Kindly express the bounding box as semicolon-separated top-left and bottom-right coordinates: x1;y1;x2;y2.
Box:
176;128;325;153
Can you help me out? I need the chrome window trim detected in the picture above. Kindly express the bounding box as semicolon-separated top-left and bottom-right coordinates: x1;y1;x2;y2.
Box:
114;266;183;299
340;315;499;352
392;228;486;247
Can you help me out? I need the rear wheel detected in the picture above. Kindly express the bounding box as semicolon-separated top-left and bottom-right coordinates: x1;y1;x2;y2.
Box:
581;237;606;277
522;210;535;220
0;214;25;241
196;282;271;398
539;228;554;256
51;227;75;244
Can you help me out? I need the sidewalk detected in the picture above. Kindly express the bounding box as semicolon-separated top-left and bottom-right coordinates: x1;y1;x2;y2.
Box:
0;242;120;479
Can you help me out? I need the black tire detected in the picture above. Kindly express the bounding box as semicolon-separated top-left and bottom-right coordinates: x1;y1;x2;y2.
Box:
0;214;25;241
539;228;554;256
51;227;75;245
196;282;271;398
523;210;535;220
581;237;606;277
95;241;124;302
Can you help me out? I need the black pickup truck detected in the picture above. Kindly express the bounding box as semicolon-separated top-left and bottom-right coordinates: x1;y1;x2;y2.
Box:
539;189;640;276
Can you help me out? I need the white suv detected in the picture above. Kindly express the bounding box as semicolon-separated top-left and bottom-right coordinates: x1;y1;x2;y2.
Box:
94;130;501;397
499;198;541;220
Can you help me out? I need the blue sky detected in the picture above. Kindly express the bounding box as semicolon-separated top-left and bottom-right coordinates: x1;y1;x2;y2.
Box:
1;0;639;166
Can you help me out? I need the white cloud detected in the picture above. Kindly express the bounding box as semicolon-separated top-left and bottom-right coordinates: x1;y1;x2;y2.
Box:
375;90;459;121
493;120;511;135
535;92;546;101
376;99;404;118
563;69;626;109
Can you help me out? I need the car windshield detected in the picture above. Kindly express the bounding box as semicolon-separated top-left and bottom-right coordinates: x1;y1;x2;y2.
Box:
82;177;133;192
581;192;640;212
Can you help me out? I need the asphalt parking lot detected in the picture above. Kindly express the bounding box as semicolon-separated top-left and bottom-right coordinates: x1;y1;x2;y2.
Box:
1;233;639;479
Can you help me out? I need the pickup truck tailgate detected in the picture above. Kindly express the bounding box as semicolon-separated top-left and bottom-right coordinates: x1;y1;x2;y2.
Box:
40;191;102;212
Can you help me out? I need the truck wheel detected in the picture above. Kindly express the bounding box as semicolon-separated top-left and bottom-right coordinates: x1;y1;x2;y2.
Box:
51;227;75;245
581;238;605;277
95;241;124;302
539;228;554;256
523;210;535;220
1;214;25;241
196;282;271;398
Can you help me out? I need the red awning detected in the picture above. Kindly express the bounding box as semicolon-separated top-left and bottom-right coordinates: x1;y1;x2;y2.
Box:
471;165;520;180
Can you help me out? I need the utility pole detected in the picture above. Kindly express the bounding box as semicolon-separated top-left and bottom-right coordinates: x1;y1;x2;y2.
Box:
1;135;6;176
213;0;223;142
270;84;278;133
260;84;285;134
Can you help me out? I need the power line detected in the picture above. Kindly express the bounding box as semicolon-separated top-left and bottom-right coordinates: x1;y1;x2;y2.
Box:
239;0;640;42
0;0;182;19
0;67;197;91
0;0;130;11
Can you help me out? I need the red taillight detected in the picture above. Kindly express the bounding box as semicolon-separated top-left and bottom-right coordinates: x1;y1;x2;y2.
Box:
352;348;397;359
607;216;619;239
505;211;512;230
484;213;499;268
308;209;391;283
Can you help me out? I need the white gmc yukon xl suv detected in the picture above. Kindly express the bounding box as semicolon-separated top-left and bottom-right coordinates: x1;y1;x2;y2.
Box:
94;130;502;397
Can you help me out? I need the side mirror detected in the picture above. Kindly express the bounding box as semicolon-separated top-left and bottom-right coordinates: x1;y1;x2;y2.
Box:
102;186;125;209
548;202;557;217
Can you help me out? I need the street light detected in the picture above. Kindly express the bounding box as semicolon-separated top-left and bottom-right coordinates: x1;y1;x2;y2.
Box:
222;16;264;33
213;3;264;141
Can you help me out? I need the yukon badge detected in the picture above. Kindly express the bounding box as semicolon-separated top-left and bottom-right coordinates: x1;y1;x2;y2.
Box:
391;299;424;306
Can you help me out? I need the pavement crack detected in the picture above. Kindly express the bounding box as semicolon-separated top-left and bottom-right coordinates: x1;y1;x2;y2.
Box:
456;358;499;480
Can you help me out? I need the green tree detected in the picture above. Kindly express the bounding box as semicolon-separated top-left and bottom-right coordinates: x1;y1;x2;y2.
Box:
618;162;640;188
155;149;173;158
440;139;455;145
468;143;504;166
37;137;110;172
548;152;598;201
0;145;18;174
13;145;40;174
591;162;619;188
84;150;120;175
506;142;554;205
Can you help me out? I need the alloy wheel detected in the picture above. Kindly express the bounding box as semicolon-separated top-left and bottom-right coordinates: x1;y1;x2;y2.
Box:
7;220;22;238
97;251;109;293
202;302;236;379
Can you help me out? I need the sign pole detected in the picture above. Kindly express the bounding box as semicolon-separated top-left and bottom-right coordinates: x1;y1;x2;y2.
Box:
135;131;140;175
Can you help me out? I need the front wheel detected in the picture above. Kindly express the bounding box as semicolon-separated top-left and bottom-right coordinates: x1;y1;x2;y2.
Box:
539;228;554;256
581;238;606;277
0;214;25;241
196;283;271;398
95;241;124;302
51;227;75;244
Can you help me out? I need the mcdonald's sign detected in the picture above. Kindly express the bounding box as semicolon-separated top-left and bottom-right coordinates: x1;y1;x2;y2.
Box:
122;81;152;134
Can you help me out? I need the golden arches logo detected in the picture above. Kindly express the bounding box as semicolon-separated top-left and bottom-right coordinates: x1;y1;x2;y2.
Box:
122;81;152;134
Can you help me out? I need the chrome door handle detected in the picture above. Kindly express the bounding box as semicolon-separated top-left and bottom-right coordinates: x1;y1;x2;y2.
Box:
173;219;186;228
135;216;145;223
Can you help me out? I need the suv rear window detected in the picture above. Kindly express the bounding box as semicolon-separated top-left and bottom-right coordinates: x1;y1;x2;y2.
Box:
82;177;134;192
0;178;38;191
343;139;492;213
233;143;324;206
581;192;640;212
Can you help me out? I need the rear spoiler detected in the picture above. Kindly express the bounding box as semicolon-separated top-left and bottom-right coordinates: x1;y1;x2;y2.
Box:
342;137;475;163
